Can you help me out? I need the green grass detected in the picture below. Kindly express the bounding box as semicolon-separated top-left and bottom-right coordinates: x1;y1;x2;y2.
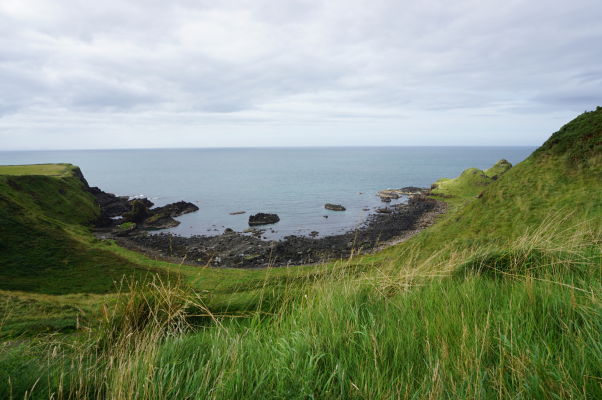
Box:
1;109;601;399
0;165;163;296
0;164;73;177
484;158;512;178
430;159;513;206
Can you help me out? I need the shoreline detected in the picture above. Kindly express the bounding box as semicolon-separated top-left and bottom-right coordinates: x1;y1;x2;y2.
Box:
96;193;447;268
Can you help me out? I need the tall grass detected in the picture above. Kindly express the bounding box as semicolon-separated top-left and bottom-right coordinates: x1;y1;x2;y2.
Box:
2;217;600;399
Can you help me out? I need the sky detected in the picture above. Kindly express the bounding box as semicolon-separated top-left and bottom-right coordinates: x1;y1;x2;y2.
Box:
1;0;601;150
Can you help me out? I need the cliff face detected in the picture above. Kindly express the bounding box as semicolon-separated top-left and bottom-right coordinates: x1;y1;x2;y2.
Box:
0;164;99;226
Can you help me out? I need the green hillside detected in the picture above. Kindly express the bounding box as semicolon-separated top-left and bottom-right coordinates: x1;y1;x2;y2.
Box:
0;164;159;294
1;109;601;399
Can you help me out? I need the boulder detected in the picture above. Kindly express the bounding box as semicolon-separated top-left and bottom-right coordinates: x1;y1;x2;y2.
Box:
325;203;346;211
376;208;392;214
249;213;280;226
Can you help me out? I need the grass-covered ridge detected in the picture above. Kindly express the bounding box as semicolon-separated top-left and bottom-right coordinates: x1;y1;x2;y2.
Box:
0;163;75;177
0;163;157;295
1;109;601;399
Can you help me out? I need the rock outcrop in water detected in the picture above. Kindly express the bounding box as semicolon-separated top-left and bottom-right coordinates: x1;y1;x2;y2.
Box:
377;187;428;201
89;187;199;234
248;213;280;226
325;203;346;211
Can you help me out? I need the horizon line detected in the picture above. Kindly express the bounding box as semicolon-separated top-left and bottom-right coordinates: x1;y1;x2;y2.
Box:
0;144;540;152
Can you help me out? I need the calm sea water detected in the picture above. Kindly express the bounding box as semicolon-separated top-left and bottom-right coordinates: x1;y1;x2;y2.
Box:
1;147;535;239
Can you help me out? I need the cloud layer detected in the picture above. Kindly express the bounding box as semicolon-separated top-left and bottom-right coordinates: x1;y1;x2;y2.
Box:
1;0;601;149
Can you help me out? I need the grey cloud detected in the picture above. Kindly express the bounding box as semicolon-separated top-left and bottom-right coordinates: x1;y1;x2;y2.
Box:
0;0;601;149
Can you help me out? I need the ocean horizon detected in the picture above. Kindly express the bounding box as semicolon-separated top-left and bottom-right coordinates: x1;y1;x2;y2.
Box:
0;146;536;239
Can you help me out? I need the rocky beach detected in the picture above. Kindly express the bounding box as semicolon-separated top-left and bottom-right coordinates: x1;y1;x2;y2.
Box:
90;184;447;268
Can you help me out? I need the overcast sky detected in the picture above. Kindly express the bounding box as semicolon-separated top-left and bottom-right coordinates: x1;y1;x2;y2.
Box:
1;0;601;150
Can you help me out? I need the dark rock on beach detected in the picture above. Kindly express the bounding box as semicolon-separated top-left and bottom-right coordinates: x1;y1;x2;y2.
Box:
249;213;280;226
325;203;346;211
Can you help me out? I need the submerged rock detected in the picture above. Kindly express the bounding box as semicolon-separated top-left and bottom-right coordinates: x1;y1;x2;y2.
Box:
249;213;280;226
325;203;346;211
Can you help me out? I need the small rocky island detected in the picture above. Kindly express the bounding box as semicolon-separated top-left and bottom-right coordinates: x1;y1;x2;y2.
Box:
248;213;280;226
90;187;199;235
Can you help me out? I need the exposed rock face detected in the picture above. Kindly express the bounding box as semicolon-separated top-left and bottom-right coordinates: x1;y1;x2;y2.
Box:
142;214;180;230
377;187;428;200
249;213;280;226
152;201;199;217
325;203;346;211
90;186;198;234
123;200;152;223
89;187;131;218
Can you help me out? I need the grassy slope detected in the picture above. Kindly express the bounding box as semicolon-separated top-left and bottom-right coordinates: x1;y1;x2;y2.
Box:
0;163;156;295
1;109;602;399
0;164;336;336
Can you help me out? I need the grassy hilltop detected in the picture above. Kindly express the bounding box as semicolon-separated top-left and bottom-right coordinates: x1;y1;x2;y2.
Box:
1;109;601;399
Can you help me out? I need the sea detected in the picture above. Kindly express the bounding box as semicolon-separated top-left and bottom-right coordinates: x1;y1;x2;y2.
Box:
0;147;535;239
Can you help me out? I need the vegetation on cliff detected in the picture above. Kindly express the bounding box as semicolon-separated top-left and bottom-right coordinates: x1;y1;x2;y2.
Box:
1;109;601;399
